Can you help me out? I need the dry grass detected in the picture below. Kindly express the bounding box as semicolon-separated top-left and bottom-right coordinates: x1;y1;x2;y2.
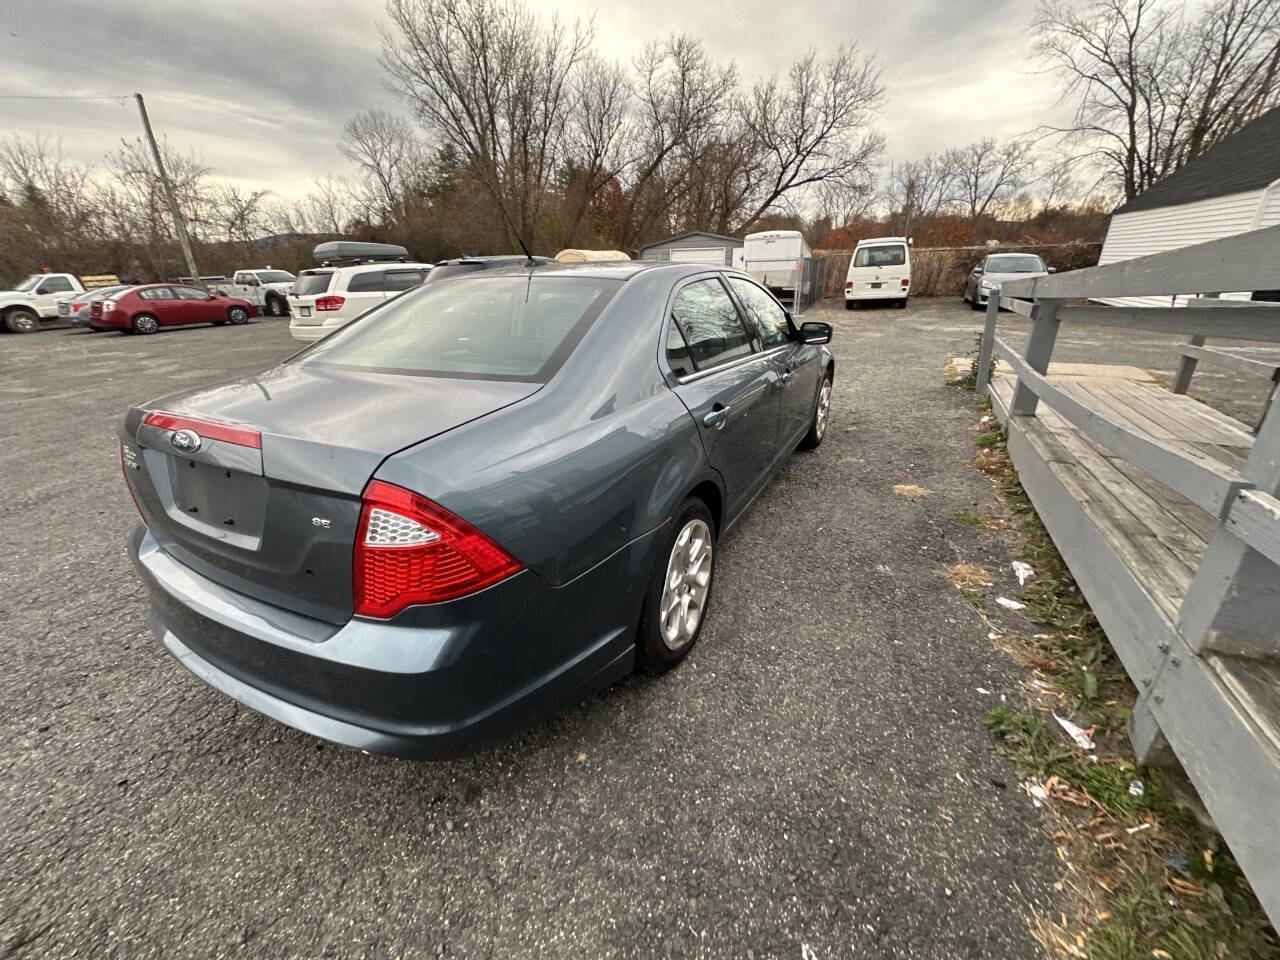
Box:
893;483;932;498
945;562;995;589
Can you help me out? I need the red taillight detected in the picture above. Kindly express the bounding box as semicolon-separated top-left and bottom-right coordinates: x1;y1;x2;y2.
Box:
316;296;345;312
143;411;262;449
901;278;910;288
845;281;852;289
353;480;523;618
72;301;87;311
119;440;147;525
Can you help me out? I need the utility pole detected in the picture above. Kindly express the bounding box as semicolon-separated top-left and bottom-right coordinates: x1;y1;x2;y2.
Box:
134;93;201;285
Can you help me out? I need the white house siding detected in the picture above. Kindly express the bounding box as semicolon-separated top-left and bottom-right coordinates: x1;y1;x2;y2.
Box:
1255;181;1280;229
1097;188;1266;307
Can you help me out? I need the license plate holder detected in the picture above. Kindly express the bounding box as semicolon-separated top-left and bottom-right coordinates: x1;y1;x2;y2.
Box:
870;282;883;289
299;306;312;317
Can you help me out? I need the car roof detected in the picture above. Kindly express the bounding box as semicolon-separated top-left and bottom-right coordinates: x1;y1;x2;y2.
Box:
440;259;711;282
855;236;910;246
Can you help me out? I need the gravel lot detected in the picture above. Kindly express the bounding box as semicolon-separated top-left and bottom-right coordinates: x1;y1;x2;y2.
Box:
3;302;1072;959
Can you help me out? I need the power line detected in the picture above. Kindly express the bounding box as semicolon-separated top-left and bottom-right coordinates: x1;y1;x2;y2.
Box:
0;94;130;101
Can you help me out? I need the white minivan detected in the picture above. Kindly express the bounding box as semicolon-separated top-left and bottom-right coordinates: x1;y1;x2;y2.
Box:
844;236;912;309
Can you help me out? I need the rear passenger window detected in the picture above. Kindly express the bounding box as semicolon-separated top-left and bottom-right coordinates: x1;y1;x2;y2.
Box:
139;288;175;300
383;269;426;291
729;278;790;348
670;279;753;372
666;323;696;378
346;271;386;293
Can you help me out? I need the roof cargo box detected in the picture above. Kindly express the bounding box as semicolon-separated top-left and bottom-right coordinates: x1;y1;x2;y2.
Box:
312;241;409;265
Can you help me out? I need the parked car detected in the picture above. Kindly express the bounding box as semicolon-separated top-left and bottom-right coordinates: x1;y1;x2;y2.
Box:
58;285;131;328
423;254;553;283
1;272;120;333
92;284;258;334
120;261;835;758
844;237;912;309
742;230;812;307
964;253;1054;310
288;242;432;342
210;269;297;317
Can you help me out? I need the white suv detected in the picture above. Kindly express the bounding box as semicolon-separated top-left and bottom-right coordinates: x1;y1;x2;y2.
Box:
288;261;431;342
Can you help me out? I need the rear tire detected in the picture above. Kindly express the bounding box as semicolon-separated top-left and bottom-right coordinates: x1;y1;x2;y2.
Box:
228;307;249;325
3;308;40;333
898;297;908;309
799;370;833;450
844;299;856;310
970;296;984;311
265;295;285;317
132;314;159;335
635;498;716;674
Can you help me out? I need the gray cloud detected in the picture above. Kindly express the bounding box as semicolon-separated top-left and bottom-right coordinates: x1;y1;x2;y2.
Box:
3;0;1070;197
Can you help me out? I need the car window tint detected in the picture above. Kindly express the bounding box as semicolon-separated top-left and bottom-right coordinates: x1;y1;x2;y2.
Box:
139;287;175;300
671;279;753;370
40;276;74;293
173;286;208;300
293;271;333;296
300;277;619;382
666;322;696;377
346;271;386;293
728;277;790;348
383;269;426;292
853;245;907;268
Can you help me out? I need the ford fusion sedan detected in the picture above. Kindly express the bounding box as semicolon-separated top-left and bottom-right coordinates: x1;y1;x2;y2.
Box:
121;261;835;758
963;253;1054;309
93;284;258;333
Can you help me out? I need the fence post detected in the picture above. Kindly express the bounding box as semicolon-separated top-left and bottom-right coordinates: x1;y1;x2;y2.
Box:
1172;334;1206;394
1177;402;1280;656
975;292;1000;396
1010;298;1062;416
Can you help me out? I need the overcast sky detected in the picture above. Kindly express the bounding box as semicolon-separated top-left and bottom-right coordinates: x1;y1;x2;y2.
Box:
3;0;1070;199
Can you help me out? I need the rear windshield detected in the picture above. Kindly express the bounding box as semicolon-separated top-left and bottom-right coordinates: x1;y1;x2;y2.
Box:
293;271;334;296
853;244;907;268
298;276;619;382
986;255;1046;273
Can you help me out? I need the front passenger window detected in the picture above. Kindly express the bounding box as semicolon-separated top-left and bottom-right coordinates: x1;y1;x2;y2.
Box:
729;278;790;348
670;279;753;372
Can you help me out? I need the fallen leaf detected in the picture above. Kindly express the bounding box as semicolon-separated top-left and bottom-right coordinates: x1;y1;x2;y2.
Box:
1183;910;1209;928
1168;876;1207;899
1092;873;1117;893
576;752;587;763
1153;950;1172;959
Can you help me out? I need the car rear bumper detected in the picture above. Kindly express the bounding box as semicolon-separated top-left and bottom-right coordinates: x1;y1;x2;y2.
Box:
845;287;908;301
129;523;656;758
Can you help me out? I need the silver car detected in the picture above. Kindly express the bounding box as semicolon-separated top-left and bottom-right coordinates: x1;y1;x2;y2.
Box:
58;286;131;327
963;254;1054;310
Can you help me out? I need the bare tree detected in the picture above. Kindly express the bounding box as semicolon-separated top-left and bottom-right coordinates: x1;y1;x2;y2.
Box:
339;109;427;225
945;138;1036;220
560;56;632;247
737;43;885;228
1034;0;1280;200
380;0;593;249
815;177;877;228
883;154;957;237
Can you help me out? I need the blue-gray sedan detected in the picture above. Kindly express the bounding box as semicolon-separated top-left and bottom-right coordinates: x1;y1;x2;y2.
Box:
121;261;835;757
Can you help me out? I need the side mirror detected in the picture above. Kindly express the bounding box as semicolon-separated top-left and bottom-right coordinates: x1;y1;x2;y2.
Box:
1046;267;1057;273
800;321;832;345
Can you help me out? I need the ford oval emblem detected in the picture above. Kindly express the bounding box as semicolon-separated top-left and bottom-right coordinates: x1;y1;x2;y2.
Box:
171;429;202;453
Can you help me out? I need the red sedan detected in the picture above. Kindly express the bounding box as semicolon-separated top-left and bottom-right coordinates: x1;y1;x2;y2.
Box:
91;284;258;334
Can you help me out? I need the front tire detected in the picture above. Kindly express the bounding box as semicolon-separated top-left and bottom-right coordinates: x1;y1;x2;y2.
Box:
636;498;716;673
265;295;285;317
3;308;40;333
131;313;159;334
228;307;249;325
798;370;833;450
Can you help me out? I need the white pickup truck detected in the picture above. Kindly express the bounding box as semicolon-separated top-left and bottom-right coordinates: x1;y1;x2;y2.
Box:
1;273;109;333
207;268;297;317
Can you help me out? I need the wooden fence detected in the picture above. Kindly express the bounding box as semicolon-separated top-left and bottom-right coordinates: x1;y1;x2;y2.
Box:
975;224;1280;929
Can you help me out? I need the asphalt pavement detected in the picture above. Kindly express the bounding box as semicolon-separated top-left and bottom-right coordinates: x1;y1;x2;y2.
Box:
2;302;1069;959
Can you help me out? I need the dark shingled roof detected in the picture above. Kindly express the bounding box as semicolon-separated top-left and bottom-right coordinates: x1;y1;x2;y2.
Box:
1113;106;1280;215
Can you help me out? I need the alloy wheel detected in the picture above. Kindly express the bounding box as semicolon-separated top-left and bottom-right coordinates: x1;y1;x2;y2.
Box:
659;518;713;650
815;378;832;440
229;308;248;324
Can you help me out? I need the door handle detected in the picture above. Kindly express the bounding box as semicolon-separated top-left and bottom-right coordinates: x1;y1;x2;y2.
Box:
780;369;793;384
702;404;730;429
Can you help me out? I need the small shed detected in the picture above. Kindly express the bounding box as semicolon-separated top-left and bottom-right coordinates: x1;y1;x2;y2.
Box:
1097;106;1280;306
637;231;743;267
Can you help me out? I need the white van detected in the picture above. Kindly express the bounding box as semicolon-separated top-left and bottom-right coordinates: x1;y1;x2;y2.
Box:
845;236;912;309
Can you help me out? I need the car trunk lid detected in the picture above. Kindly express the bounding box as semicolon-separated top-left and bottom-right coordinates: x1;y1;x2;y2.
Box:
122;364;539;623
